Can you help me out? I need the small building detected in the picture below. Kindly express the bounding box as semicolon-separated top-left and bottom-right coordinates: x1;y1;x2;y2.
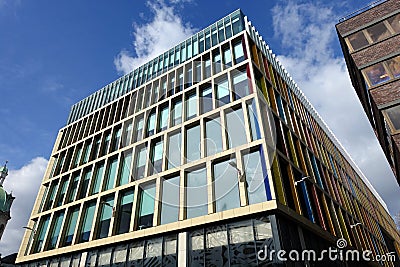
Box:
0;162;14;241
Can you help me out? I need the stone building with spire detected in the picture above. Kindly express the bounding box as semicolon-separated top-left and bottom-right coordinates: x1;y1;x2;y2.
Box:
0;162;15;241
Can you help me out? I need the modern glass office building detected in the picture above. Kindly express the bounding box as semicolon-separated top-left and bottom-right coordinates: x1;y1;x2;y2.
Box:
336;0;400;186
17;9;400;266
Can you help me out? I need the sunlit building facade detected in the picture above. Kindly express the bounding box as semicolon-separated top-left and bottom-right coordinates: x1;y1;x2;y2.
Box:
17;10;400;266
336;0;400;186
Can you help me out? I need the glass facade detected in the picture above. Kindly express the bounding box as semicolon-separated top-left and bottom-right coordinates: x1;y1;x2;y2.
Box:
20;10;400;266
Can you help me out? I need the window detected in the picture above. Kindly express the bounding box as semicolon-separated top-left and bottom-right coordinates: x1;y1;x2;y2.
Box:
366;22;391;43
96;195;114;239
91;136;101;160
81;141;92;164
233;41;245;64
118;150;132;186
185;64;193;88
78;168;92;199
90;162;104;195
150;139;164;175
195;61;202;82
135;146;147;179
223;46;232;67
226;108;248;148
161;175;180;225
137;184;156;230
116;190;134;234
103;157;118;191
386;105;400;131
347;31;369;51
78;201;96;243
134;115;144;142
72;145;82;168
216;75;230;106
111;127;122;152
167;131;181;169
172;100;182;126
186;124;201;162
363;63;390;87
147;112;156;137
55;178;68;207
66;173;80;203
213;159;240;212
247;100;261;141
205;117;223;156
201;85;213;114
47;212;64;250
62;207;79;246
44;182;58;210
101;132;111;156
388;14;400;33
158;105;169;132
387;56;400;78
243;148;271;204
204;58;211;79
32;216;50;253
213;50;222;74
185;92;197;120
177;70;184;92
186;168;208;219
232;71;250;99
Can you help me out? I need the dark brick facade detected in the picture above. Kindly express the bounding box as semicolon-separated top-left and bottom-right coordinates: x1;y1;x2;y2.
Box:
337;0;400;35
370;80;400;107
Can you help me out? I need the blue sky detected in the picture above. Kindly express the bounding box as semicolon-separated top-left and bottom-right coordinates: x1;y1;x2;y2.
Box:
1;0;399;255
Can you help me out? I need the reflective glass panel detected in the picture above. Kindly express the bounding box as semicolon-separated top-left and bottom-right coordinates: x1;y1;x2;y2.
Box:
244;149;269;204
118;151;132;186
161;175;180;225
387;56;400;78
79;201;96;243
116;190;134;234
96;195;114;239
366;21;391;42
205;117;223;156
138;184;156;229
186;124;201;162
226;108;247;148
347;31;369;51
91;163;104;195
135;146;147;179
386;105;400;130
186;168;208;219
213;160;240;212
62;207;79;246
167;131;181;169
186;92;197;120
363;63;390;86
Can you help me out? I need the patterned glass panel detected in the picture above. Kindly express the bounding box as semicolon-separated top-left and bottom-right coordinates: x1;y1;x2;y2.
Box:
86;251;98;267
98;247;113;267
205;225;229;267
144;238;162;267
163;235;177;267
228;222;257;266
128;241;144;267
254;219;274;266
112;245;128;267
189;229;205;267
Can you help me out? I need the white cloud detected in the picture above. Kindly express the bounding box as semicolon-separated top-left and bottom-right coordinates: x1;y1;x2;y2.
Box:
114;0;196;75
271;0;400;215
0;157;47;256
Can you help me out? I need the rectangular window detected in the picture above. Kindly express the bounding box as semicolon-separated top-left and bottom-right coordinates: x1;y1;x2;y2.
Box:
216;75;230;106
137;184;156;230
366;22;391;42
213;159;240;212
347;31;369;51
205;117;223;156
363;63;390;87
186;124;201;162
55;178;68;207
118;150;132;186
44;182;58;210
213;51;222;74
72;145;82;168
185;92;197;120
158;105;169;132
32;216;50;253
62;207;79;247
147;112;156;137
185;65;192;88
388;14;400;33
167;131;181;169
172;100;182;126
247;100;261;141
78;168;92;199
201;85;213;114
96;195;114;239
195;61;202;82
111;127;122;152
134;116;144;142
90;162;104;195
122;120;133;147
91;137;101;160
186;168;208;219
386;105;400;131
233;42;245;64
226;108;247;148
204;58;211;79
78;201;96;243
223;46;232;67
135;146;147;179
116;190;134;234
161;175;180;225
81;141;92;164
47;212;64;250
103;157;118;191
243;148;271;204
150;139;164;175
101;132;111;156
66;173;80;203
232;71;250;99
387;56;400;78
